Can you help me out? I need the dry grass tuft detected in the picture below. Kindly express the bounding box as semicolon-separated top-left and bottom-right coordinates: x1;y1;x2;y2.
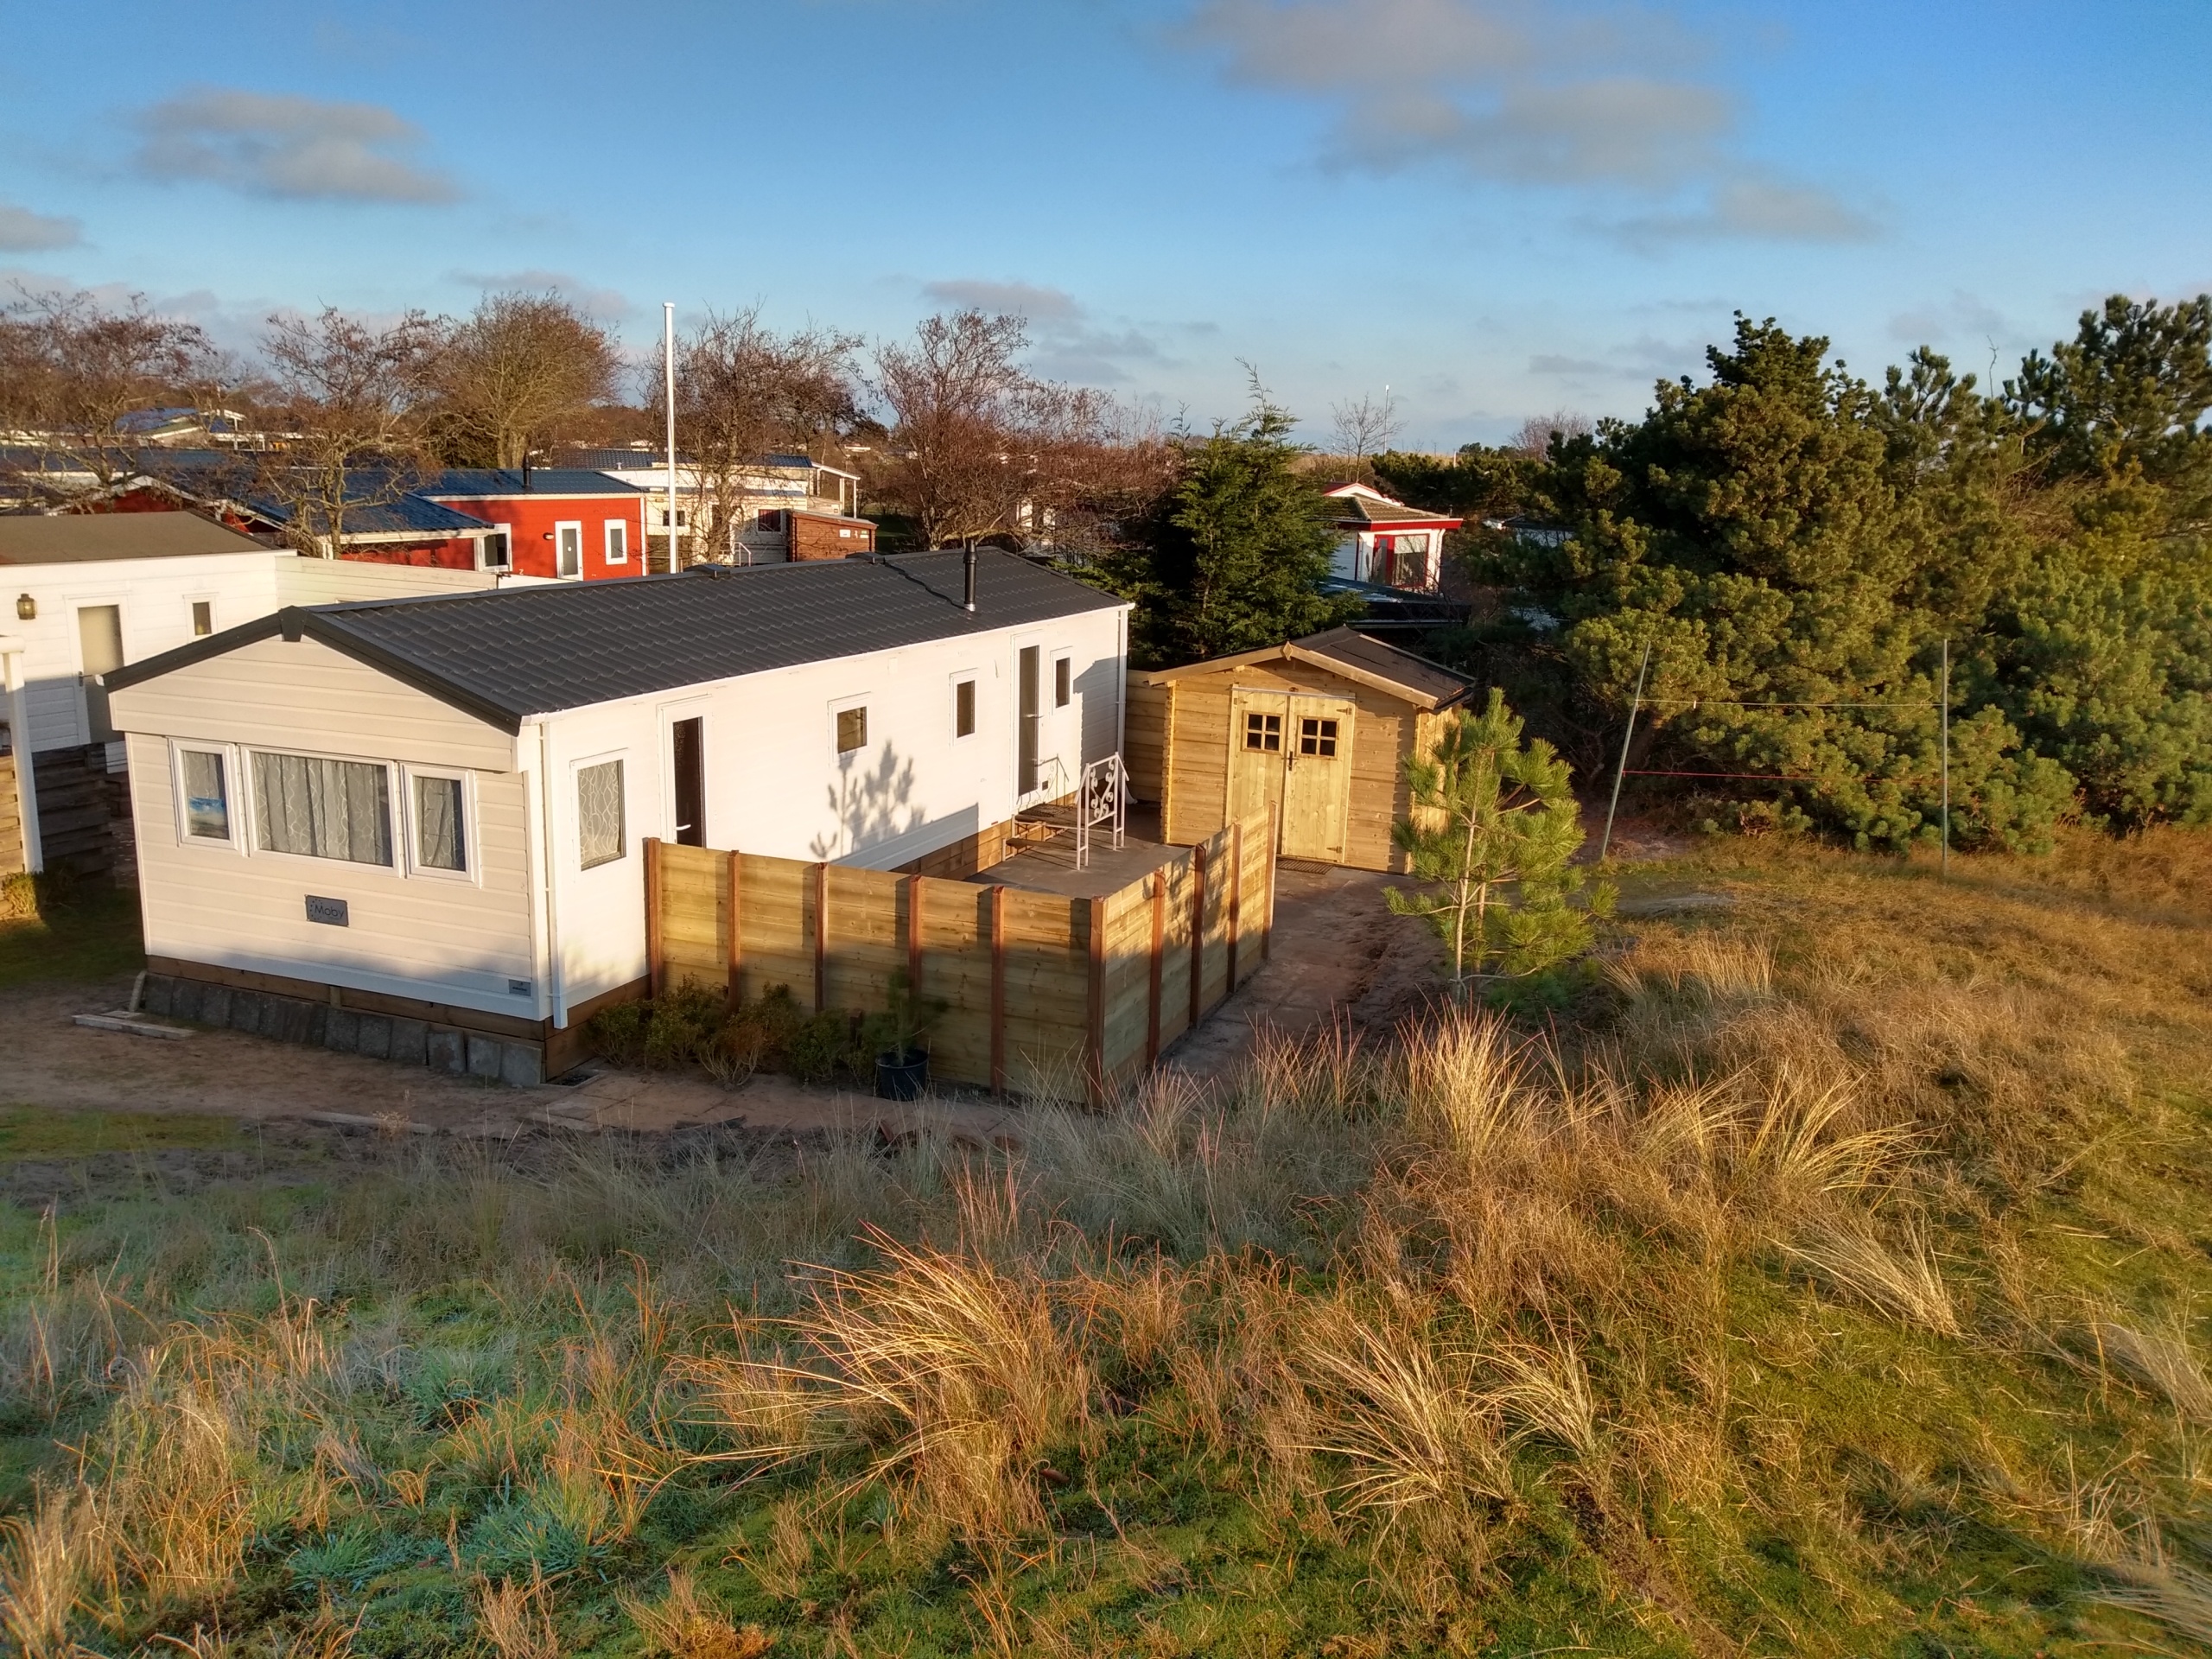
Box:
0;1488;106;1659
2094;1319;2212;1424
1780;1215;1961;1337
474;1572;561;1659
622;1566;774;1657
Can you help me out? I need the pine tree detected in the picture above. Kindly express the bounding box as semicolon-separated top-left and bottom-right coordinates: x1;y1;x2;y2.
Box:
1388;690;1611;995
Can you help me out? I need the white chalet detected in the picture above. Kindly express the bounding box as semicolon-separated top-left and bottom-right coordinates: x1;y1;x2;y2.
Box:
105;552;1129;1078
1323;483;1464;594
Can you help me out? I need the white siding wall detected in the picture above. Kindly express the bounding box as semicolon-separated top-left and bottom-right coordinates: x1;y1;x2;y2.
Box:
5;552;280;753
273;560;499;606
114;637;536;1017
540;606;1127;1011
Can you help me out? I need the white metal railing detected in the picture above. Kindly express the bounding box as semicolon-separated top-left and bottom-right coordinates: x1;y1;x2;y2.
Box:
1074;753;1128;870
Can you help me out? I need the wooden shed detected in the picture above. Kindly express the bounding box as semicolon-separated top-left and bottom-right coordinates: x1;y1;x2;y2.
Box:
1126;627;1471;871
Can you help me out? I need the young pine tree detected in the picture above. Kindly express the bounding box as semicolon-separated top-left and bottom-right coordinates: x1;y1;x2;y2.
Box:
1388;690;1611;995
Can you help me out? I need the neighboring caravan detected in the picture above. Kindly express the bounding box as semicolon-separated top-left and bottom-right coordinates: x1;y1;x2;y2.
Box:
1125;626;1471;871
105;552;1129;1077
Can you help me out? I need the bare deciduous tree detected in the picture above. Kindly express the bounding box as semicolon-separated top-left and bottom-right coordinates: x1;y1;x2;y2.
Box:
1330;388;1402;476
0;287;219;498
435;291;620;468
255;307;440;557
1509;410;1593;459
871;310;1043;548
672;307;861;564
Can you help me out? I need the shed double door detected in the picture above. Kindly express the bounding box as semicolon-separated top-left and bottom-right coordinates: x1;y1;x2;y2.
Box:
1227;687;1355;862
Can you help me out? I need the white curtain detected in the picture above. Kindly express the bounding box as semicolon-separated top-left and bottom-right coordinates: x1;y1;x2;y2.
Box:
253;753;392;866
414;775;464;871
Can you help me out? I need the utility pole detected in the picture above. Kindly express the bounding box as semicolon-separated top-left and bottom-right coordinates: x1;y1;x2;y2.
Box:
1941;637;1951;876
1599;639;1651;864
663;302;678;575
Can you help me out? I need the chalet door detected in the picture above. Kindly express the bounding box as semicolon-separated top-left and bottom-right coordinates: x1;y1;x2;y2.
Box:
671;716;704;846
1228;689;1357;861
76;604;124;742
1017;645;1041;795
1281;698;1355;862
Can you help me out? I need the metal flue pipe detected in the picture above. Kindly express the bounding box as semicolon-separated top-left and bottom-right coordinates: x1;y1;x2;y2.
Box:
963;546;977;613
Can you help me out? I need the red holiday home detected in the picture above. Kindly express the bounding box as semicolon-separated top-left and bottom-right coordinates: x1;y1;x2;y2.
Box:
416;470;649;581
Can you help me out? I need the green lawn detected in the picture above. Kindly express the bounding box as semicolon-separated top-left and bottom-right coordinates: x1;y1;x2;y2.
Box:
0;886;144;990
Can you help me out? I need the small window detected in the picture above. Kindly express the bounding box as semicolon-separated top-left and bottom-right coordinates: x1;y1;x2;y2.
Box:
604;520;628;564
252;752;392;865
836;707;868;753
181;749;229;839
955;679;976;739
1243;712;1281;753
1054;657;1071;708
482;530;512;569
1299;717;1339;758
414;774;466;872
577;760;626;868
190;601;213;637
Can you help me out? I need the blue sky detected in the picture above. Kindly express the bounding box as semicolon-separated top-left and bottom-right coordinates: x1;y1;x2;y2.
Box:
3;0;2207;448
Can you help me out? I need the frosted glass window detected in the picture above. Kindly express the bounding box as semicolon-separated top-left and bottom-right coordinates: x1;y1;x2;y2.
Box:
181;750;229;840
414;775;465;872
578;760;625;868
252;753;391;865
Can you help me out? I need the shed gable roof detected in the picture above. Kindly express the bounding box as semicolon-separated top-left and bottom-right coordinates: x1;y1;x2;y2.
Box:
108;550;1126;733
1133;626;1471;709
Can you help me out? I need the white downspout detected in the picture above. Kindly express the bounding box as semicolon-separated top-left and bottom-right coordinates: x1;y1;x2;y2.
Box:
0;638;41;874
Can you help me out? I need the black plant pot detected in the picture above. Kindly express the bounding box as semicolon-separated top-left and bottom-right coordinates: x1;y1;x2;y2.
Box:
874;1046;929;1101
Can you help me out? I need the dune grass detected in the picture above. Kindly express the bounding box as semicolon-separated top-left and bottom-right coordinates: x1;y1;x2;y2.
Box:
1;829;2209;1656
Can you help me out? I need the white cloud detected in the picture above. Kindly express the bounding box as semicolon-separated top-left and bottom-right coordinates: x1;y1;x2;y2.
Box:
0;202;82;251
451;268;632;321
134;87;458;204
1178;0;1865;241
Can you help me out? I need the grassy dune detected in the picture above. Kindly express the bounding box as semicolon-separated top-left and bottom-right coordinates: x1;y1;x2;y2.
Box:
2;831;2209;1656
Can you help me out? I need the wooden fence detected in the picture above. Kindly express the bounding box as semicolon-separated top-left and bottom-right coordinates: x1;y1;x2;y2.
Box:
645;812;1277;1102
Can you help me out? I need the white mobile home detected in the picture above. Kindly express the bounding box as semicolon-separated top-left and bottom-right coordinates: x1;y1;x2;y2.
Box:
0;512;501;875
105;552;1129;1078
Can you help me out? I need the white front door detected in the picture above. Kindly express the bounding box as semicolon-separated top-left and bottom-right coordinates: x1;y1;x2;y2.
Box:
556;523;583;579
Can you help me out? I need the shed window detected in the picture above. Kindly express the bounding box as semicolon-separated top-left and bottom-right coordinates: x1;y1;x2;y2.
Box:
181;749;229;840
1054;657;1071;708
252;752;392;866
191;601;213;637
954;679;976;739
836;707;868;753
578;760;626;868
414;775;466;872
1243;712;1281;753
1299;717;1339;758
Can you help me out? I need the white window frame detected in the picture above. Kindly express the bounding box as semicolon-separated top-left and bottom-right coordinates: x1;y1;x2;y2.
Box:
1052;652;1073;709
604;518;629;565
571;750;630;873
554;520;585;581
185;593;217;639
478;528;512;572
948;668;981;744
168;739;243;852
400;765;480;885
240;744;403;877
830;691;872;761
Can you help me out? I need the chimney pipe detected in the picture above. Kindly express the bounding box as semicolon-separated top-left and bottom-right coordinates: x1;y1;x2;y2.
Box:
963;546;977;613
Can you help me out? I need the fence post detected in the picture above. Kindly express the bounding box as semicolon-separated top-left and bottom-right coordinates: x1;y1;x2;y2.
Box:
1188;842;1209;1027
1087;895;1107;1106
645;837;665;999
1147;867;1165;1065
989;885;1007;1096
906;874;925;996
812;861;829;1014
1227;819;1244;990
725;849;743;1011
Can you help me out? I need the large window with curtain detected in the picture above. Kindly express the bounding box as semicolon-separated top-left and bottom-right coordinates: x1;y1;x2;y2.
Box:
251;752;393;866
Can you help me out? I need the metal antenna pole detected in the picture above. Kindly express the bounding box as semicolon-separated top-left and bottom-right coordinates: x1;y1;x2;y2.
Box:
1941;636;1951;876
1599;639;1651;864
663;302;677;574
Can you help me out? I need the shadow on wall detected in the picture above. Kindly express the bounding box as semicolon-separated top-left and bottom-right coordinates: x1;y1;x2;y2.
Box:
811;741;920;861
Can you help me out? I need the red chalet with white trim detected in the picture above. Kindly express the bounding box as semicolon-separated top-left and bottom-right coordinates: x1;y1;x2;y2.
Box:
1323;482;1464;594
416;470;650;580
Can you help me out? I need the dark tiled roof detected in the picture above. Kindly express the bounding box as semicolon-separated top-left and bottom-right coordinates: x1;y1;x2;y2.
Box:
1327;492;1461;528
0;511;270;565
110;550;1127;732
421;468;645;498
1294;626;1471;707
236;489;493;537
